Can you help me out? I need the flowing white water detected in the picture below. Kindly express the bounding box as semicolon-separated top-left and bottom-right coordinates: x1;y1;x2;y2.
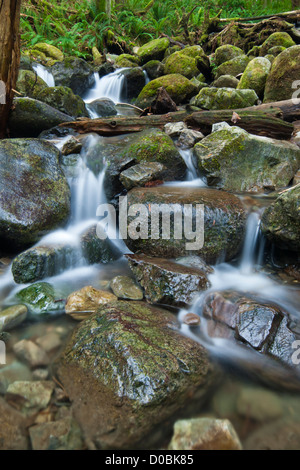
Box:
32;63;55;87
83;69;126;104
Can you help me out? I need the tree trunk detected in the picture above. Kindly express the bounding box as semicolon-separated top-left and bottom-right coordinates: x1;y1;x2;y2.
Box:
0;0;21;139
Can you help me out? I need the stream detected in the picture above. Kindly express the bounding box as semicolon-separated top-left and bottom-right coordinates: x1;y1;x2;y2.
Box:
1;66;300;449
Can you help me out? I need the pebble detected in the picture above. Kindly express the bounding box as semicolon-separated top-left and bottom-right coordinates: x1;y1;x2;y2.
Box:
110;275;144;300
0;305;27;332
182;313;201;326
236;387;283;422
6;380;54;414
0;361;32;394
13;339;50;368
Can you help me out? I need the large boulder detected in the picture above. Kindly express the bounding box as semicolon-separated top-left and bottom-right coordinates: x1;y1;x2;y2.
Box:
237;57;271;99
32;43;64;61
264;46;300;102
0;139;70;248
261;185;300;252
193;87;258;110
214;45;245;67
56;300;218;449
124;186;246;263
36;86;89;118
260;32;296;56
16;69;49;99
9;97;73;137
51;58;95;95
214;55;250;80
135;74;197;108
193;125;300;192
119;67;146;101
136;37;170;64
126;254;210;307
164;46;207;79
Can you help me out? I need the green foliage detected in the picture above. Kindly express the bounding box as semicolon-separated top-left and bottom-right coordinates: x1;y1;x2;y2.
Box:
20;0;294;58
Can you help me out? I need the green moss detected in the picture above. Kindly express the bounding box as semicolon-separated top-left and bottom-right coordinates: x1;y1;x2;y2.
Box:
137;37;170;64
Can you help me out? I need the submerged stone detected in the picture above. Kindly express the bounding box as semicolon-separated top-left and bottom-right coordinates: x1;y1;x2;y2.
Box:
65;286;117;321
110;275;144;300
16;282;65;318
0;305;27;332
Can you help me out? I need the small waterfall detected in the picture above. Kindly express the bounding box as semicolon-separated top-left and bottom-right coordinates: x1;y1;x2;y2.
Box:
179;148;199;181
83;69;126;104
240;212;265;274
32;63;55;87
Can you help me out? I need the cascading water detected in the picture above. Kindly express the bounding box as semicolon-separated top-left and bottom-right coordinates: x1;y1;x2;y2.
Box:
32;63;55;87
83;69;126;105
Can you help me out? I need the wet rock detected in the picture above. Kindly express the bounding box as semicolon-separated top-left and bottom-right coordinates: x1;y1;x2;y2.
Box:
193;87;258;110
16;282;65;318
0;305;27;332
65;286;117;321
120;162;166;190
214;45;245;67
236;386;282;422
203;290;300;387
193;126;300;192
51;58;95;95
0;138;71;248
80;224;120;264
212;75;240;89
36;86;89;118
60;136;82;156
0;361;32;394
214;55;250;80
244;419;300;450
0;397;29;449
127;254;210;307
137;37;170;64
120;67;146;101
183;313;201;326
164;121;187;137
142;60;165;79
35;332;62;353
168;417;242;450
29;416;83;450
135;74;197;109
12;245;78;284
110;275;143;300
87;98;117;117
98;62;115;78
6;380;54;414
237;57;271;99
118;128;186;182
175;255;214;274
13;339;50;368
9;97;74;137
125;186;246;263
56;300;218;449
177;128;204;149
16;69;49;99
261;185;300;252
115;54;140;68
264;46;300;102
149;87;178;115
260;32;296;55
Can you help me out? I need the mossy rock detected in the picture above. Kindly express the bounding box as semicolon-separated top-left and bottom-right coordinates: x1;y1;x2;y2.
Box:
9;97;73;137
137;37;170;64
32;43;64;61
36;86;88;118
0;139;71;248
193;126;300;193
56;300;218;449
16;282;65;318
16;69;49;99
125;186;246;263
51;58;95;96
19;55;33;72
164;45;182;59
193;87;258;110
164;47;206;79
142;60;165;80
115;54;140;68
260;32;296;56
267;46;286;57
264;46;300;103
212;75;239;89
214;55;250;80
237;57;271;99
135;73;197;108
214;45;245;66
261;185;300;252
119;128;186;181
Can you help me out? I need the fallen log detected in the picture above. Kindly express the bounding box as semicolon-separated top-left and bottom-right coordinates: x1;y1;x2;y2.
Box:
218;9;300;23
185;108;294;139
59;111;190;135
